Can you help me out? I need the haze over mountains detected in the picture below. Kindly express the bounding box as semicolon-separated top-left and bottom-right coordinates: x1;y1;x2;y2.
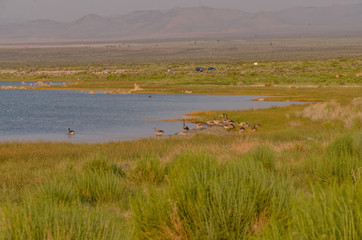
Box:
1;3;362;42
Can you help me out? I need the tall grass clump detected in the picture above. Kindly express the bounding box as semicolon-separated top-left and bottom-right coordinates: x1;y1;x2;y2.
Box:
315;134;362;183
127;153;168;185
28;157;131;207
132;151;293;239
247;145;277;171
30;178;80;206
75;171;130;206
58;157;130;206
0;156;132;239
82;156;125;177
0;202;128;239
261;182;361;240
291;183;361;239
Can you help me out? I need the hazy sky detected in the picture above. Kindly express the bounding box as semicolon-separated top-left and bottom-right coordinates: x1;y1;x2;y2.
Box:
0;0;360;23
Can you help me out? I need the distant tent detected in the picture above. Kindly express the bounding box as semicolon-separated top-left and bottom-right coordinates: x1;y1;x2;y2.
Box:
195;67;204;72
208;67;216;70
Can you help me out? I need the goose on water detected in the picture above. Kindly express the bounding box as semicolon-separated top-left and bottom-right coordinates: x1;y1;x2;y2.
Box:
153;127;164;136
68;128;75;135
183;120;189;132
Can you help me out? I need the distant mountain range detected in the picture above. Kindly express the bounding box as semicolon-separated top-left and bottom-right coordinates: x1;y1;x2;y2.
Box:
1;4;362;42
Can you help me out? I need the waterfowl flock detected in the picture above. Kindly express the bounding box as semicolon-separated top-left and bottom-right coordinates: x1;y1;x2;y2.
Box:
68;112;259;138
203;113;261;132
152;113;261;136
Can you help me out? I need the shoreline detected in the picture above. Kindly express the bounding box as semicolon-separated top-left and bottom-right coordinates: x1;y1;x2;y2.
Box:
1;82;349;103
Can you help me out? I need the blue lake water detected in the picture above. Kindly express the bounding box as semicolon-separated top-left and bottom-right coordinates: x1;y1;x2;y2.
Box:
0;87;301;143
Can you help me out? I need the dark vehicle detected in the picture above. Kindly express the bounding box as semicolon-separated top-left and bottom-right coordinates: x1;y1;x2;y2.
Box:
208;67;216;70
195;67;204;72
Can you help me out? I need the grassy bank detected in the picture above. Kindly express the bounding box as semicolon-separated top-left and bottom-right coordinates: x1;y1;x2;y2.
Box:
0;38;361;238
1;37;362;100
0;98;361;239
1;56;362;102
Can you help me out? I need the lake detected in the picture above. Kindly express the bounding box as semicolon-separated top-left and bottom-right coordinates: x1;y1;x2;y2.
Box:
0;87;301;143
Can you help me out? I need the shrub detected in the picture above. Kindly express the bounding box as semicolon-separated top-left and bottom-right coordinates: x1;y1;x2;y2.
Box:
289;183;361;239
301;98;362;129
132;151;292;240
316;134;362;183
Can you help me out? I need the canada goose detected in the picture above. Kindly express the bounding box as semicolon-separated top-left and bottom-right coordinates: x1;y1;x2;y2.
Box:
153;127;164;136
224;123;235;130
225;119;234;125
183;120;189;132
206;119;214;126
223;113;234;125
194;122;203;128
238;122;247;127
214;120;223;126
239;126;246;132
251;123;261;132
68;128;75;135
222;113;227;122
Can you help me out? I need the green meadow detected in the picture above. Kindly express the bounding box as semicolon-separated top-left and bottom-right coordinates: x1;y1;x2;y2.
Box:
0;37;361;239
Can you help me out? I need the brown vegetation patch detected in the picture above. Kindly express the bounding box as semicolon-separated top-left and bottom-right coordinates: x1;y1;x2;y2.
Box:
231;137;258;154
298;97;362;128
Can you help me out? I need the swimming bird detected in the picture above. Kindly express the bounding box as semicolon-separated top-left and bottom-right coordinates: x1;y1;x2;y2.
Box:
68;128;75;135
183;120;189;132
153;127;164;136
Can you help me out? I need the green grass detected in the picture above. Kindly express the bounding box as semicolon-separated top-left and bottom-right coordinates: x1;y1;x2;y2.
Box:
0;40;362;238
0;99;361;239
1;38;362;102
0;202;130;239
